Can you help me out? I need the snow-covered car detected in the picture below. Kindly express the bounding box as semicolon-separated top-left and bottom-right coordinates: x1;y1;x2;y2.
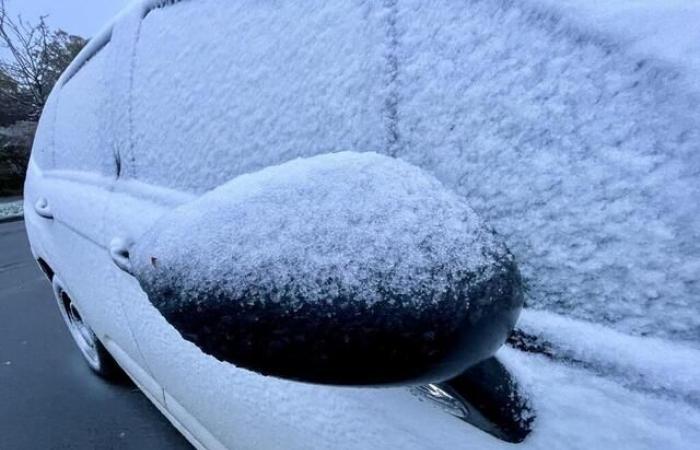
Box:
24;0;700;449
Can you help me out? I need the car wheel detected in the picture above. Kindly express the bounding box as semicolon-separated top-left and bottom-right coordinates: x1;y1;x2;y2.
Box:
52;276;124;381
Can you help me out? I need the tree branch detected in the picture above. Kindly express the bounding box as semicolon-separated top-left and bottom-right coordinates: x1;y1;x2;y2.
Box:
0;0;86;120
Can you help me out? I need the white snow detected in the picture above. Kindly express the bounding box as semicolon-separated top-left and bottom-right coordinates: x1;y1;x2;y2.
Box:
395;0;700;343
531;0;700;87
128;0;388;193
131;151;505;309
54;40;115;176
517;309;700;406
123;287;700;450
498;347;700;450
28;0;700;447
103;0;700;343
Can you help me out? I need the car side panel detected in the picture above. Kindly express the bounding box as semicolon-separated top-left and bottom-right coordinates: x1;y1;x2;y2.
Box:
112;1;500;448
104;185;494;449
25;32;154;394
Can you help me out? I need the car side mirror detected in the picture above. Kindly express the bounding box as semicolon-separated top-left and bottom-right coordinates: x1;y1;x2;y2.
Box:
129;152;523;386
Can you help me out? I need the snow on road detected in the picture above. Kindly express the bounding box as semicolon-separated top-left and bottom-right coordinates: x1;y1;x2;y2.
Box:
0;200;23;220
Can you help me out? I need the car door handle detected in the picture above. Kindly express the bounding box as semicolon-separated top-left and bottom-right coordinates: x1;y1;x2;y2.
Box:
34;197;54;219
109;237;133;275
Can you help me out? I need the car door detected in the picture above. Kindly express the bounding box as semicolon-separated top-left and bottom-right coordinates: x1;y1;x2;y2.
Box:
33;29;152;388
108;2;547;449
106;2;475;448
24;90;60;269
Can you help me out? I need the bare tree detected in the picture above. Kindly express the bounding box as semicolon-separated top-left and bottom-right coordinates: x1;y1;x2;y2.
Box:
0;0;86;194
0;0;85;121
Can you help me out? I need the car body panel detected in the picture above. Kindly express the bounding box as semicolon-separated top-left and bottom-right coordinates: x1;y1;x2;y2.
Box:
24;163;154;389
24;0;700;448
103;338;213;450
99;178;498;449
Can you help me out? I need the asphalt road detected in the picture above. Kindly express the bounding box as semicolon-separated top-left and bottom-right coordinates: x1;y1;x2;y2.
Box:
0;220;192;450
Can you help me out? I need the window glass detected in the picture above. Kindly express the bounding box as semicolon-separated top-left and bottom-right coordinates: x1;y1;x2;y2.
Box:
29;93;57;169
54;43;115;175
129;0;387;193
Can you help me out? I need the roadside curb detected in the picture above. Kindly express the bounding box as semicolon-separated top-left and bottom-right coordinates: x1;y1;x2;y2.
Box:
0;214;24;224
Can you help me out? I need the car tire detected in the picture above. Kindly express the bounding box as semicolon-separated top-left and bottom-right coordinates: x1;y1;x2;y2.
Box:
51;276;125;381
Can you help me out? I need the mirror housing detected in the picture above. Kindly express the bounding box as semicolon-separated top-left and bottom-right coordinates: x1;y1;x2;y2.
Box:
130;152;523;385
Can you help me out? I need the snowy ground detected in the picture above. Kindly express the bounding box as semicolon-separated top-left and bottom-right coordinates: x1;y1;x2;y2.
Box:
0;200;23;221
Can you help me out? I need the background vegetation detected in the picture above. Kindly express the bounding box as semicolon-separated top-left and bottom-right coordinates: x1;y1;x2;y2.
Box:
0;0;85;196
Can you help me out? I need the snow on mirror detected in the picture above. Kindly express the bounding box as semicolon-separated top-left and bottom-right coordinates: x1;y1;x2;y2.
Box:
129;152;524;385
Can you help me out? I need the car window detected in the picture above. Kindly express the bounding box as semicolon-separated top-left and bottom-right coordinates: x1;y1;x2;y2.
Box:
53;42;115;176
127;0;387;193
30;93;58;170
